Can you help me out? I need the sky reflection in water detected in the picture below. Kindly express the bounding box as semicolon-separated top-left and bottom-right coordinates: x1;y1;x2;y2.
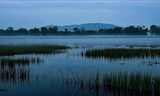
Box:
0;36;160;96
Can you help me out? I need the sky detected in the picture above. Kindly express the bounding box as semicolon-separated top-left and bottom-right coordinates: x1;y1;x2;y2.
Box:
0;0;160;28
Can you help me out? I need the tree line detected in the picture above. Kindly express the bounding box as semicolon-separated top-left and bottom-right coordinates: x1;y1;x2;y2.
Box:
0;25;160;35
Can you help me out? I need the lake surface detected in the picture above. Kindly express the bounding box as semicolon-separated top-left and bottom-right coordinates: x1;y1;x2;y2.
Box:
0;36;160;96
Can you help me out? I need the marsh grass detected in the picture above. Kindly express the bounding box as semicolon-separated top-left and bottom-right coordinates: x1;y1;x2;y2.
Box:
64;72;160;96
0;57;40;65
0;57;40;84
0;45;70;56
103;73;160;96
83;48;160;59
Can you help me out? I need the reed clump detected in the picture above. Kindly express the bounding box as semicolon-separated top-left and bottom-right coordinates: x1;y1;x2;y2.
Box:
0;57;40;65
64;72;160;96
84;48;160;58
0;45;70;56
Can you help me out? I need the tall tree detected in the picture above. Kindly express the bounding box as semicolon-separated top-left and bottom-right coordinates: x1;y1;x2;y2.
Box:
48;26;58;33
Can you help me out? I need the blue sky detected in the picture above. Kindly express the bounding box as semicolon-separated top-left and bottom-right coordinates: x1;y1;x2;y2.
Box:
0;0;160;28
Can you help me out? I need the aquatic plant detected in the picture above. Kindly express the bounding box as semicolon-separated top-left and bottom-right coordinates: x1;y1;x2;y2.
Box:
83;48;160;58
0;45;70;56
0;57;40;65
0;57;40;84
63;72;160;96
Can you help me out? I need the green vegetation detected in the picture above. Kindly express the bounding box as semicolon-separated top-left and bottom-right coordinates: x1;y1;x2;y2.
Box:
0;57;36;83
0;45;70;56
0;25;160;35
150;25;160;35
83;48;160;58
0;57;40;65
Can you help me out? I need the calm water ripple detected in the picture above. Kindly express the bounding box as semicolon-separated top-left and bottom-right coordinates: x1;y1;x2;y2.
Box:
0;36;160;96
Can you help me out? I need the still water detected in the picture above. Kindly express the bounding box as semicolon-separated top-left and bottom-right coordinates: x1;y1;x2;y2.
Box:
0;36;160;96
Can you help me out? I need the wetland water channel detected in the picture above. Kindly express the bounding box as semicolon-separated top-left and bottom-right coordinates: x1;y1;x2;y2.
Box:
0;36;160;96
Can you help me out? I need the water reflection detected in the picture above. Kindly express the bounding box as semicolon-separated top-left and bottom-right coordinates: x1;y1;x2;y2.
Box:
62;72;160;96
0;57;40;84
1;48;160;96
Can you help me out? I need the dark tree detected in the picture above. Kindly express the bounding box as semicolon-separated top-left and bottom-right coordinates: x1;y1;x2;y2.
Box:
17;28;28;35
6;27;14;32
150;25;160;34
73;28;80;32
0;25;159;35
48;26;58;33
29;27;40;35
64;28;69;32
41;27;48;33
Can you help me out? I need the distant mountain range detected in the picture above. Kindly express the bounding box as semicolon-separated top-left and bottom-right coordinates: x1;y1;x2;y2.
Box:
55;23;116;31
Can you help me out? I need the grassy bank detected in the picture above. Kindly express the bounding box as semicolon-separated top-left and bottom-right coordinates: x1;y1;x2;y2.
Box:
83;48;160;58
0;45;70;56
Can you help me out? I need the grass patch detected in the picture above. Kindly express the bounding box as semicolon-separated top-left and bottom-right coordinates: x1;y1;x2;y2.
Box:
0;45;70;56
0;57;40;65
83;48;160;58
0;57;40;82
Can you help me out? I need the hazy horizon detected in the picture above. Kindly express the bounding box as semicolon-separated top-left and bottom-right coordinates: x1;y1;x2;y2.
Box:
0;0;160;28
